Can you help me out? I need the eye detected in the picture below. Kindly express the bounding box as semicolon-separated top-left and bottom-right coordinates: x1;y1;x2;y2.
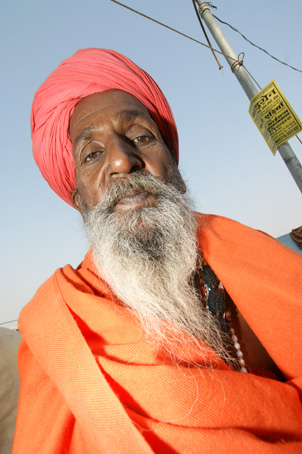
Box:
84;150;103;163
132;135;153;145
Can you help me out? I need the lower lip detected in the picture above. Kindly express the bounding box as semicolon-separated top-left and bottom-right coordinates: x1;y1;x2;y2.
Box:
114;192;155;211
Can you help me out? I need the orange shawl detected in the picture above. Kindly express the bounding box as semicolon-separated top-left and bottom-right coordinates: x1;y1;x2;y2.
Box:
14;214;302;453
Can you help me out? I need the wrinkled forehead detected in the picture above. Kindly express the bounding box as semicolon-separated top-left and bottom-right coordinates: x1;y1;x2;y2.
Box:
69;89;153;139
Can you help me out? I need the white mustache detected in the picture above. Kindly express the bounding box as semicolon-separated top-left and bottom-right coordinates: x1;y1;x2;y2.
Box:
99;172;171;212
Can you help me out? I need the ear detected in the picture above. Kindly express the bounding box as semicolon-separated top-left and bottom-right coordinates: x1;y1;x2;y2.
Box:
71;189;81;212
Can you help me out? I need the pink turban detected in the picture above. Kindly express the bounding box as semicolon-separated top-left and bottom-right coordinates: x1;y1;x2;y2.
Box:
31;48;179;206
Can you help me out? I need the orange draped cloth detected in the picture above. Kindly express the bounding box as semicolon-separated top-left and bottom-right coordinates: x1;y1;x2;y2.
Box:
13;214;302;453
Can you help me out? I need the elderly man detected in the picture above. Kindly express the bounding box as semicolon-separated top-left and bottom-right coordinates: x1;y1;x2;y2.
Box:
13;49;302;453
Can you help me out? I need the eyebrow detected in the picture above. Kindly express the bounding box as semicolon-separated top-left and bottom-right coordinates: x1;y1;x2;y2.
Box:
116;109;151;123
73;126;98;148
73;109;152;149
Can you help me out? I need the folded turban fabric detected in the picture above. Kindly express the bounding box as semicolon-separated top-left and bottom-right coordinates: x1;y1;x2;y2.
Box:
31;48;179;206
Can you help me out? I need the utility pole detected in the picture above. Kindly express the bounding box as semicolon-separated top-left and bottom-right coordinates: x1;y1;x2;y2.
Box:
195;0;302;194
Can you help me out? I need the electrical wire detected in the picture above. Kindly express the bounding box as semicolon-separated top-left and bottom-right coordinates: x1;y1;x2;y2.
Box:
0;319;18;326
110;0;238;64
296;135;302;145
212;13;302;75
110;0;302;76
110;1;262;89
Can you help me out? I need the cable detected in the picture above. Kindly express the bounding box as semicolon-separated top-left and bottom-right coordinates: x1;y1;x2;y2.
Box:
0;319;18;326
243;65;262;90
110;0;302;77
109;3;262;104
212;14;302;75
296;135;302;145
109;0;238;64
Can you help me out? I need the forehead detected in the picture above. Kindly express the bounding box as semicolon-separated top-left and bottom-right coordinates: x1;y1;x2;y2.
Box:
69;90;152;140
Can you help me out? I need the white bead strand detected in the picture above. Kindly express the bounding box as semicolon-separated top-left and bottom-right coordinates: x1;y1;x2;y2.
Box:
230;327;248;373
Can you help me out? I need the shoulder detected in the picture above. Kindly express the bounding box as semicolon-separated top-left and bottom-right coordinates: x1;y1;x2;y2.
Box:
196;212;270;236
195;212;301;258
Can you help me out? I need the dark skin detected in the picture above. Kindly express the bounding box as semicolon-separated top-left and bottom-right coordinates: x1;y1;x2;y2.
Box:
69;90;284;379
70;90;185;213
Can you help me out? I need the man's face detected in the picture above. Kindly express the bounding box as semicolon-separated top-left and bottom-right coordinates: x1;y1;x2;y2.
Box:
69;90;183;212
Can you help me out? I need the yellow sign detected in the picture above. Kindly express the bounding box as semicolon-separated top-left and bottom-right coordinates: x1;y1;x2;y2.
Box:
249;80;302;155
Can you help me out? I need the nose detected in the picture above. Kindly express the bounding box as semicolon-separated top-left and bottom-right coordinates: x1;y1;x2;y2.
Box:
107;135;144;178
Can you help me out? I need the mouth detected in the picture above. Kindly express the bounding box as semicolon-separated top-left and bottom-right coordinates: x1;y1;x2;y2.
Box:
114;191;156;212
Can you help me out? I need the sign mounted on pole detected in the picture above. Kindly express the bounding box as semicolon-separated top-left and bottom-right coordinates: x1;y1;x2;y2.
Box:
249;80;302;155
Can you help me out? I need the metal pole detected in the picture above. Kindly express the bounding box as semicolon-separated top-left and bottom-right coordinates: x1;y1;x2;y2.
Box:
196;1;302;193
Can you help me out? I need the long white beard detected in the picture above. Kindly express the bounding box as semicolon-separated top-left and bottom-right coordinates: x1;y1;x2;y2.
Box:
83;173;227;365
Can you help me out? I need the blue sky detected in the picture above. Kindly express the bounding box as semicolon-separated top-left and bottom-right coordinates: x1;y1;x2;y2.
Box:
1;0;302;326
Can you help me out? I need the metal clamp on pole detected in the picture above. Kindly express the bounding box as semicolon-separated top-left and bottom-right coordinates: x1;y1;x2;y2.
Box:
230;52;245;73
197;2;210;16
